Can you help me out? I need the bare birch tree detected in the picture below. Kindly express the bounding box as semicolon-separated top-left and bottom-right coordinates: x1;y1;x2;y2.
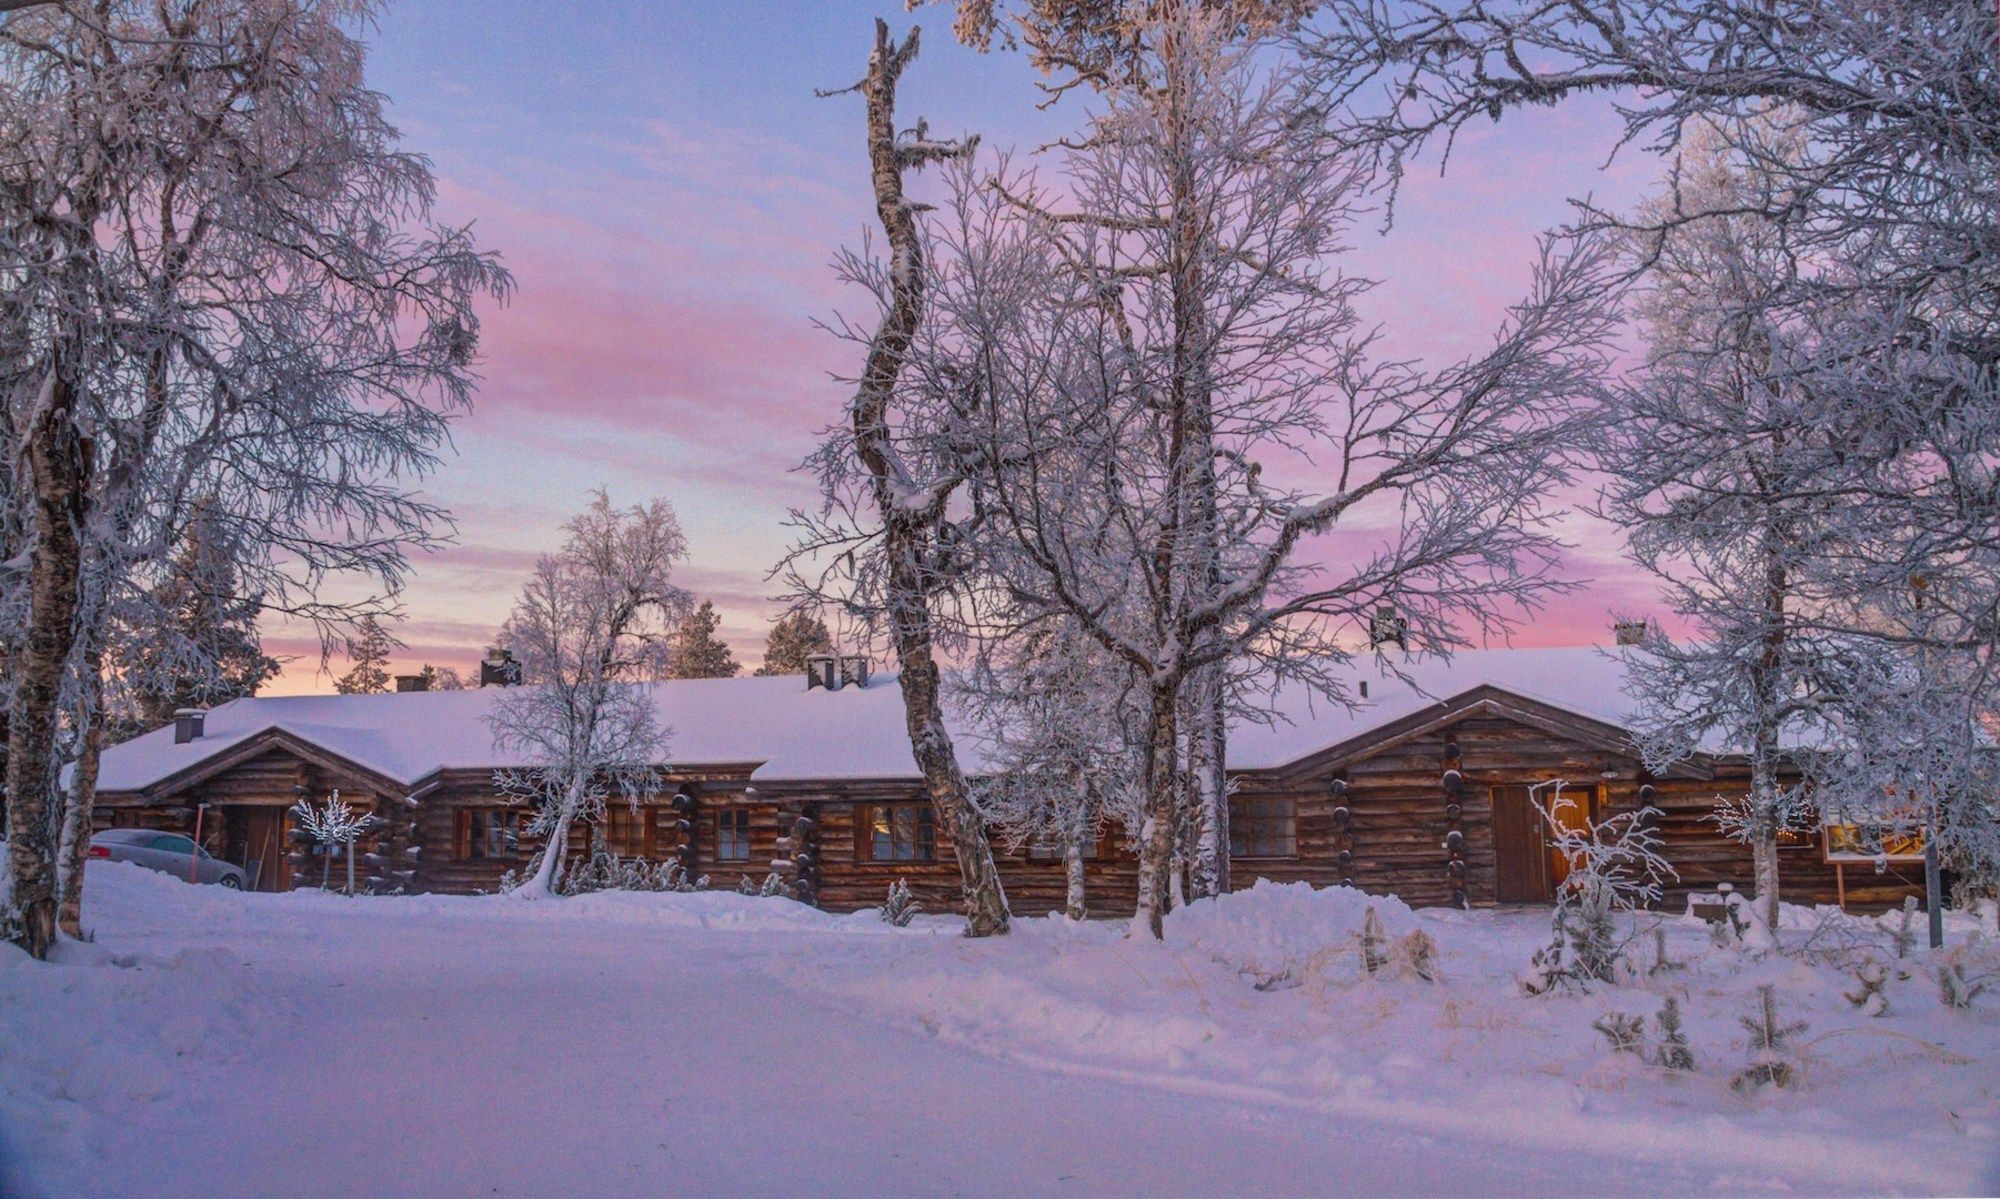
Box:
489;493;691;898
909;9;1615;937
790;21;1011;936
961;617;1143;920
1602;122;1862;933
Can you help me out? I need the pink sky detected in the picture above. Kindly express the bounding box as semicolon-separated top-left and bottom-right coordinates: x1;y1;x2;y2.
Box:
263;4;1673;693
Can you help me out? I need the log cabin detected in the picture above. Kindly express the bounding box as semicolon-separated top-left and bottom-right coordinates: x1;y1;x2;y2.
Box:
88;647;1927;914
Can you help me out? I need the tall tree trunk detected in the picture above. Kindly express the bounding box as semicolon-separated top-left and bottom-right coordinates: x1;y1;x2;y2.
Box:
521;783;583;898
3;370;89;960
1748;746;1782;936
1185;669;1228;898
1747;517;1789;935
1132;682;1180;939
57;643;106;939
846;20;1008;937
1063;840;1087;921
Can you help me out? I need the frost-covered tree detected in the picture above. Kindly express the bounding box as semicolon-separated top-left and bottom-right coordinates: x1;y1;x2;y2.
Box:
113;508;279;732
1522;781;1676;992
1600;123;1859;934
754;611;834;677
290;790;371;895
335;617;395;696
910;9;1613;936
488;494;690;897
668;601;740;679
1304;0;2000;810
0;0;508;958
788;22;1011;937
963;619;1140;919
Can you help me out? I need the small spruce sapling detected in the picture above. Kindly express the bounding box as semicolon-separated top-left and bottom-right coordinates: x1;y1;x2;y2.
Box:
1845;962;1890;1016
1647;927;1685;976
758;872;786;898
1653;996;1696;1072
1361;906;1389;975
1731;985;1808;1093
1390;929;1440;983
1936;942;1997;1011
881;879;921;927
1593;1011;1646;1056
1889;896;1919;974
737;876;759;896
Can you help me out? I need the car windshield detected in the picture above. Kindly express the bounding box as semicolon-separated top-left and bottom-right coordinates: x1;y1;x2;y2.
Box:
152;835;197;854
92;829;151;844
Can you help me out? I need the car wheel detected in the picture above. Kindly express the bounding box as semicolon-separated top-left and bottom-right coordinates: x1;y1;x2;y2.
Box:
218;875;242;890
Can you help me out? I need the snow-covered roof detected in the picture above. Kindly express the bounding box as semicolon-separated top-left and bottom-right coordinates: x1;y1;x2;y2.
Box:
95;646;1662;797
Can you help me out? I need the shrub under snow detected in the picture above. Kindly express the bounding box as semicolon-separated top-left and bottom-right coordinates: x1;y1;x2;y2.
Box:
1167;880;1420;990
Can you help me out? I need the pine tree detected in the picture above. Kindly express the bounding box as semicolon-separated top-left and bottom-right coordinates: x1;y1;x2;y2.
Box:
335;616;394;695
120;511;280;729
669;600;739;679
1731;985;1808;1092
1653;996;1696;1071
754;610;833;676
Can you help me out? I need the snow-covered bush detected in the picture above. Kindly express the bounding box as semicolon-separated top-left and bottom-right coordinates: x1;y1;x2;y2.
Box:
1845;962;1889;1017
555;854;678;896
1731;985;1808;1093
1174;881;1420;992
1389;929;1440;983
1593;1011;1646;1056
881;880;921;927
1521;782;1676;993
1935;941;1998;1011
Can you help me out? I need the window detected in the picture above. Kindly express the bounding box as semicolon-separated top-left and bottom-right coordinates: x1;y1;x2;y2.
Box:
866;804;935;863
716;808;751;862
1229;797;1296;859
604;805;653;859
150;834;199;856
454;809;522;861
1026;828;1101;863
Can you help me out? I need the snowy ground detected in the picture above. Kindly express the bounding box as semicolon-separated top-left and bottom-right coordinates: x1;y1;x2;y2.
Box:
4;863;1998;1198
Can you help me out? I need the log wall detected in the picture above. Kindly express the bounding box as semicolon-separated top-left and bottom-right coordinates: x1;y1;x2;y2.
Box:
94;713;1925;914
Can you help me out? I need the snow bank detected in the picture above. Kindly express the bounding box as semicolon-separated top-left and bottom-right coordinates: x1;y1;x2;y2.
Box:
5;865;1998;1198
1167;879;1418;989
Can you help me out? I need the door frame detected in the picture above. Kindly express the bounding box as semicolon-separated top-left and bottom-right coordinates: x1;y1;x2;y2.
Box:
1490;782;1598;903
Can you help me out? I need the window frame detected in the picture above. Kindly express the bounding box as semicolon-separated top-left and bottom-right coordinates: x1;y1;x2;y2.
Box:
1228;795;1298;860
603;803;655;860
862;803;936;864
453;808;525;862
714;807;752;863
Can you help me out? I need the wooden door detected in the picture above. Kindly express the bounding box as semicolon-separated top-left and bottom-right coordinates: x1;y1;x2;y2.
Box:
1490;785;1552;903
236;807;293;892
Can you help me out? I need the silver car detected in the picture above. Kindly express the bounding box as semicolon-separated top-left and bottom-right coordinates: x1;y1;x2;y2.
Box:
90;829;247;888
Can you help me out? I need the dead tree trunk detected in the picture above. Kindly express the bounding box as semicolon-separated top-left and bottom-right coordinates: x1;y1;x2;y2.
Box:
839;20;1008;937
4;369;90;959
